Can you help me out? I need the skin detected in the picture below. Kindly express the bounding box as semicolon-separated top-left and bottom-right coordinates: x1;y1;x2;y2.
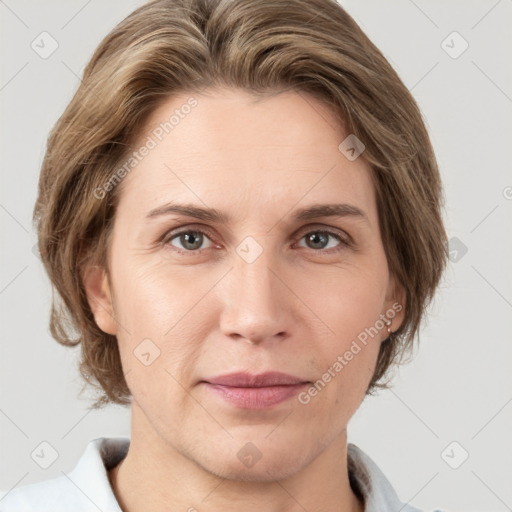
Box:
84;87;405;512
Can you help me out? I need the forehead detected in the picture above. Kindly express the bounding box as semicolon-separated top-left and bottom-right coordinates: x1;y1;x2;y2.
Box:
115;88;376;221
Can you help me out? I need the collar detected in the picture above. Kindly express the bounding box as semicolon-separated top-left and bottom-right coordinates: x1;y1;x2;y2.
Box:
347;443;422;512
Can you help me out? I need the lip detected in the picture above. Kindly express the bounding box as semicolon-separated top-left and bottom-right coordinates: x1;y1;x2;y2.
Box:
201;372;310;409
204;371;307;387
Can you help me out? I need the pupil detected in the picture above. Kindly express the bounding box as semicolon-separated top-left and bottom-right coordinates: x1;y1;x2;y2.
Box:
308;232;327;249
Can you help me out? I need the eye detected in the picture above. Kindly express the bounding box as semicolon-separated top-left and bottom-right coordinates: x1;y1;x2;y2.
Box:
296;230;348;251
165;229;214;252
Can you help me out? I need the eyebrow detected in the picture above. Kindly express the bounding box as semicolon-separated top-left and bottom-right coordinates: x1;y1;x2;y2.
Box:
145;202;368;224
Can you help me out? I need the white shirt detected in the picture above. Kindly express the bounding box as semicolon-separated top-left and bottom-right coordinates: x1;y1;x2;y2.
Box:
0;437;445;511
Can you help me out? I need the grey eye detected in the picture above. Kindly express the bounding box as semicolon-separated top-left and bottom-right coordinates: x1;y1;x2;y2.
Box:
298;231;343;250
169;231;212;251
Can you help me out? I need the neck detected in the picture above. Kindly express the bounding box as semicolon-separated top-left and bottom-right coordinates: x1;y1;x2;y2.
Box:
109;404;364;512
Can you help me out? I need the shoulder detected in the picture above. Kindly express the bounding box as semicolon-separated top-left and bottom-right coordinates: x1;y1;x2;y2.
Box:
0;437;129;512
347;443;449;512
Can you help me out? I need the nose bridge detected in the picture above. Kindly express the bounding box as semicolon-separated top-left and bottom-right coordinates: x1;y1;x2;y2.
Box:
218;240;290;343
235;246;274;298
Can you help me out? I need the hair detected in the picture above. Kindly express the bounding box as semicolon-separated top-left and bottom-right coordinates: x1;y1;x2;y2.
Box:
33;0;448;408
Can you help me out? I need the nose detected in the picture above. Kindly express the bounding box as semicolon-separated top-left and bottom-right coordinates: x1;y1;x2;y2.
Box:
218;247;294;346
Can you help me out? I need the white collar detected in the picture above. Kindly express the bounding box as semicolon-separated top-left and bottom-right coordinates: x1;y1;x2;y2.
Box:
347;443;423;512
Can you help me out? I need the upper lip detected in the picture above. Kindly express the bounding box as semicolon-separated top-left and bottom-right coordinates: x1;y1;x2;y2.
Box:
203;372;309;387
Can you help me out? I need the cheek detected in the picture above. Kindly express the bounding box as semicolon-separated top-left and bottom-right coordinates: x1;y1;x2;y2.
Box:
112;260;218;388
128;265;232;358
293;260;388;338
290;262;386;393
113;256;206;334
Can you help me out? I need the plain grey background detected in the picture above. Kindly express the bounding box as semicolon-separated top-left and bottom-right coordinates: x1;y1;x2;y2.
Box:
1;1;511;511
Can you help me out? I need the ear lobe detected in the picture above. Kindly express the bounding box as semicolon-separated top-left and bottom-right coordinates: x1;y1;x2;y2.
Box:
83;265;118;335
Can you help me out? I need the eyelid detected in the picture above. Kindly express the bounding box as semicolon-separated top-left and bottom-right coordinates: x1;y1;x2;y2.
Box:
293;223;353;245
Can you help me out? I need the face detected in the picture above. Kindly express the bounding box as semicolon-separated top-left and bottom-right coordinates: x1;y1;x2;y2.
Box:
86;87;404;481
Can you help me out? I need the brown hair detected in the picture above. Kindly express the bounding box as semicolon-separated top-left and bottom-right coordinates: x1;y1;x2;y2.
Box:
33;0;448;407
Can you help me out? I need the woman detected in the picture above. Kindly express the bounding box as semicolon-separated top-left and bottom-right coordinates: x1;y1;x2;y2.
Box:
0;0;448;510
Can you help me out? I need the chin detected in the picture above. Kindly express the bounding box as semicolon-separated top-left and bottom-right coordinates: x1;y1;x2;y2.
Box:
196;442;312;483
208;458;305;483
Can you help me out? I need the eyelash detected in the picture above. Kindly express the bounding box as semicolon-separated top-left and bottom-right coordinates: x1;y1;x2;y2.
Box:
161;225;351;256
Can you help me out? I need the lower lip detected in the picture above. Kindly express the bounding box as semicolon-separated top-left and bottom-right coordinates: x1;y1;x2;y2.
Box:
203;383;308;409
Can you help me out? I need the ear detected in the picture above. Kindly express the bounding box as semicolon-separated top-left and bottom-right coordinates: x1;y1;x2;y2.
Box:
83;265;118;335
383;273;406;333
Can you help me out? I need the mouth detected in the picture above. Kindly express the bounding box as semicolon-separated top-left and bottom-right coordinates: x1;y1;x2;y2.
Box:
201;372;310;409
